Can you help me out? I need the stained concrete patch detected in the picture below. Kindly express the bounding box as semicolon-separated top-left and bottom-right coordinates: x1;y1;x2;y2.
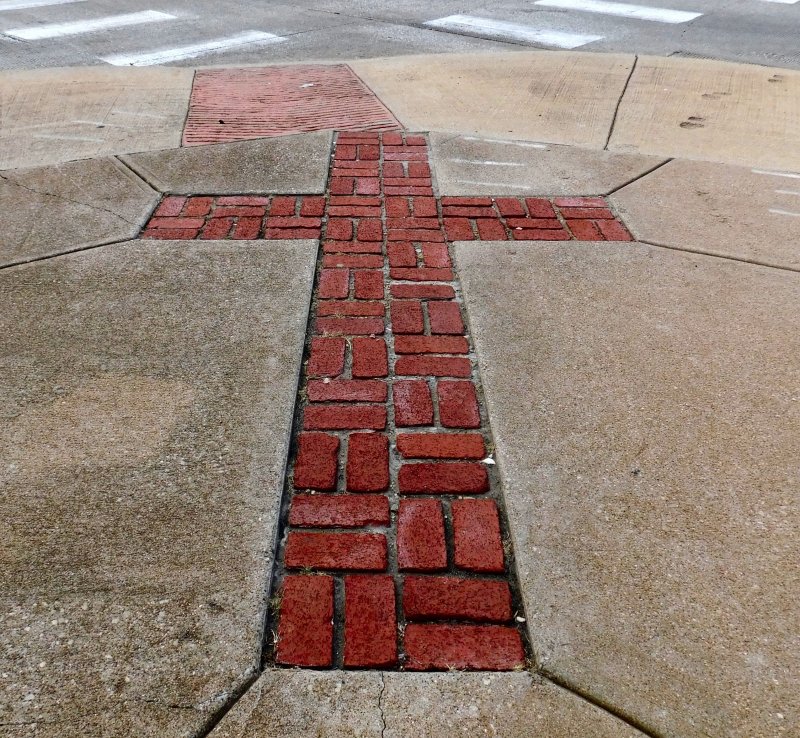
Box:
351;51;633;149
455;240;800;738
609;55;800;170
0;157;157;267
611;158;800;271
121;132;333;194
209;670;645;737
0;67;193;170
0;240;316;733
429;132;666;196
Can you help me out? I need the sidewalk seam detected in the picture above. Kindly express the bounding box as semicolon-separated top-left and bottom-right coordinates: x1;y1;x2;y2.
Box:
603;157;672;196
637;239;800;274
604;54;638;151
539;669;662;738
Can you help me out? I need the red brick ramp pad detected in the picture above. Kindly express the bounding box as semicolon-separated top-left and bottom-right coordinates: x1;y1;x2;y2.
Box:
182;65;400;146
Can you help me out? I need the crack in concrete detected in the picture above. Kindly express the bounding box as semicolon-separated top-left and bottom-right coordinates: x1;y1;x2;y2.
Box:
604;54;638;151
0;171;141;227
377;671;388;738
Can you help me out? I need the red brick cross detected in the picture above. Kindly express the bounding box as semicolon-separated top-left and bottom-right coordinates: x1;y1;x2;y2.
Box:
141;131;632;671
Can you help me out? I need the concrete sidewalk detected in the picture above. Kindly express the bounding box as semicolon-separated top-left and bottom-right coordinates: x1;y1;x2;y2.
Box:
0;51;798;738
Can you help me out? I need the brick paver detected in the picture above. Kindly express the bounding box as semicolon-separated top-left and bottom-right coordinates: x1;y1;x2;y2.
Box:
137;130;634;671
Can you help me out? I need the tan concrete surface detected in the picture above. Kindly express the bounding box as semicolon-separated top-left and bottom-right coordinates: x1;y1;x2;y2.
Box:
609;56;800;171
612;158;800;270
0;157;157;267
456;240;800;738
0;67;193;170
351;51;633;149
429;132;665;196
209;670;646;737
121;132;333;194
0;240;315;733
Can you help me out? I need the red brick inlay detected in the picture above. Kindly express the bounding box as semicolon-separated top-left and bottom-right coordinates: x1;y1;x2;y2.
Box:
138;132;635;671
182;65;400;146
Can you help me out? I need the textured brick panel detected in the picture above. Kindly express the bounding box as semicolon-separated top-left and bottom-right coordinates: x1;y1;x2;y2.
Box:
285;531;387;571
403;577;513;622
452;499;505;573
183;65;400;145
275;575;334;667
404;624;525;671
344;575;398;667
397;498;447;572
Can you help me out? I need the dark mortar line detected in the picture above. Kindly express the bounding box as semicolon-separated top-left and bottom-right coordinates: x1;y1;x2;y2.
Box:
191;670;260;738
604;54;638;151
603;157;673;197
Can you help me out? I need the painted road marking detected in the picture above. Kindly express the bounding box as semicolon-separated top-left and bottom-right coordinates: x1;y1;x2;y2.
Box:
775;189;800;196
752;168;800;179
449;159;525;167
6;10;175;40
769;208;800;217
462;136;549;149
535;0;702;23
759;0;800;4
101;31;285;66
424;14;603;48
0;0;84;10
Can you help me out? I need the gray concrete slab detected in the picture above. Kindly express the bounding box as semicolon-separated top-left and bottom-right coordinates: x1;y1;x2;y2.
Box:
611;158;800;271
0;67;192;170
0;157;157;268
121;132;333;194
429;132;666;196
209;670;646;737
0;240;316;733
455;240;800;738
352;51;633;149
609;56;800;171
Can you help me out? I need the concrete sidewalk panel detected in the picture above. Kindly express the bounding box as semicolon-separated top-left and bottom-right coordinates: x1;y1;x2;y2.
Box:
0;157;157;267
209;670;646;737
456;240;800;738
0;67;193;170
609;56;800;170
429;132;665;196
611;158;800;270
121;132;333;194
0;240;315;733
351;51;633;149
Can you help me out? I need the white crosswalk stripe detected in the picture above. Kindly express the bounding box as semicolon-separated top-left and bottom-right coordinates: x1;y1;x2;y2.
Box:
101;30;285;66
534;0;702;23
0;0;85;10
759;0;799;4
424;14;603;48
5;9;175;40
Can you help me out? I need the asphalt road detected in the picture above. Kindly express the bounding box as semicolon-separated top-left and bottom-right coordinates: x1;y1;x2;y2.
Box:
0;0;798;71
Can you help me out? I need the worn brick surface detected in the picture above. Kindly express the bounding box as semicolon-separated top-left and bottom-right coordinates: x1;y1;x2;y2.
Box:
289;494;390;528
347;433;390;492
344;575;397;667
404;624;525;671
275;575;334;667
403;577;512;622
285;531;387;570
398;463;489;494
452;499;505;573
438;380;481;428
393;379;434;427
304;405;387;430
397;499;447;572
396;433;485;460
307;336;345;378
352;337;388;378
293;432;339;491
307;379;387;403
